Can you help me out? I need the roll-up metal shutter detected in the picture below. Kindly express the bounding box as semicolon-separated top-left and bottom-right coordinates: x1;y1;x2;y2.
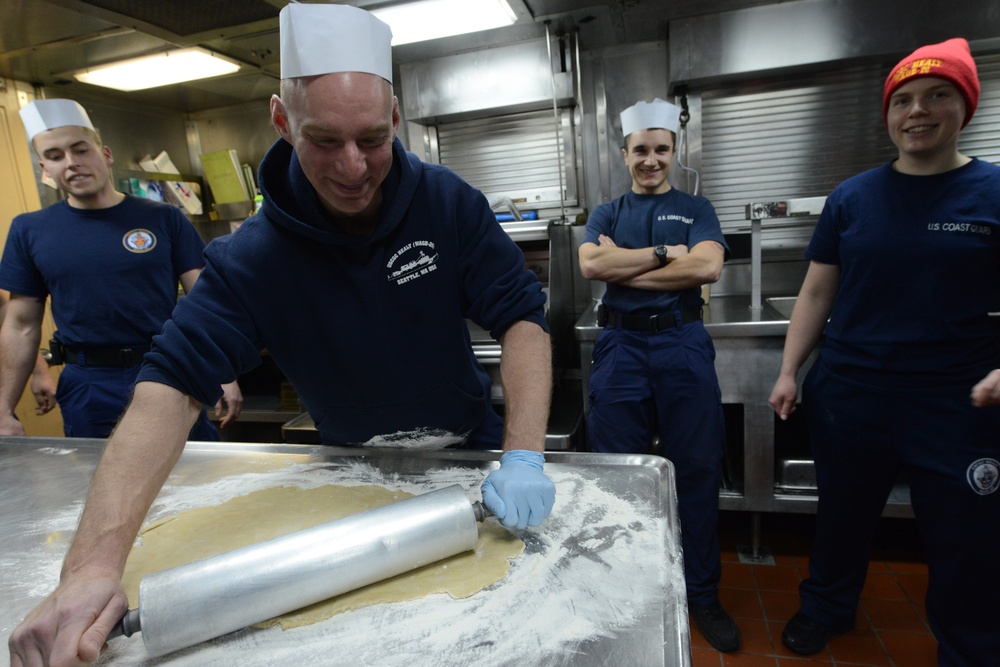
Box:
435;109;576;210
961;54;1000;165
699;53;1000;244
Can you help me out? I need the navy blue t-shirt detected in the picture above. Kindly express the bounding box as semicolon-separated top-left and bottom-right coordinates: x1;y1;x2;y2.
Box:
807;159;1000;389
0;195;206;347
583;188;729;314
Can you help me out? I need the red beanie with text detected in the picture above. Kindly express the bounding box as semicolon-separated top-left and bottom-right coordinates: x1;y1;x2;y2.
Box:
882;37;979;128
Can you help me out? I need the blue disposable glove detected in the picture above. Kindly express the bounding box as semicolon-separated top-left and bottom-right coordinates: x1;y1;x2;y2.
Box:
481;450;556;530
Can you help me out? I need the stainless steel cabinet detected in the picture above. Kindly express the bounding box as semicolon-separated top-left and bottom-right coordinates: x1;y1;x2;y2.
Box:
577;294;916;518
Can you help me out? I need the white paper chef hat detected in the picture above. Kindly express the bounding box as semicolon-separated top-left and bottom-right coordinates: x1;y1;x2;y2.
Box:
620;98;681;137
19;99;95;142
280;3;393;83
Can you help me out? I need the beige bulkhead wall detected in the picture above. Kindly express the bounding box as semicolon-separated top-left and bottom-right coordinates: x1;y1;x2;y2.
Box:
0;78;64;436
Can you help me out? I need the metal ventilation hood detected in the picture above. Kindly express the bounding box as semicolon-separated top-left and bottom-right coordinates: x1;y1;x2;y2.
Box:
0;0;785;114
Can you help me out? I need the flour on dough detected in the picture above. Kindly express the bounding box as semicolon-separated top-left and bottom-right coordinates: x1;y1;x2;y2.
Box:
121;484;524;629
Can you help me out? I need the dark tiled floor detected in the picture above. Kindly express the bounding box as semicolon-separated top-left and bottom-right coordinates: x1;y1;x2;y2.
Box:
690;512;935;667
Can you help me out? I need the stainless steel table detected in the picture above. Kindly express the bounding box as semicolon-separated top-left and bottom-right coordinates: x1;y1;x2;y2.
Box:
1;437;689;666
574;295;917;516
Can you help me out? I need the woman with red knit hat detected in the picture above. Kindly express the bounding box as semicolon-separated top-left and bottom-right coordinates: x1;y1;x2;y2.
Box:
768;37;1000;664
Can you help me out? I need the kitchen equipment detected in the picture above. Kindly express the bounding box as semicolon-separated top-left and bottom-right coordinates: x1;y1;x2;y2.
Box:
111;484;483;657
744;197;827;311
495;211;539;222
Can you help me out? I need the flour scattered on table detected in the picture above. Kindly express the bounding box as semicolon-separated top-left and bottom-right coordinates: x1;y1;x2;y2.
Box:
86;459;679;667
1;499;83;600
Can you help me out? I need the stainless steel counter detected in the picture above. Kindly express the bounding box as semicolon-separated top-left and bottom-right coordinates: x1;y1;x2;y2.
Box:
573;295;916;517
573;294;796;420
1;437;689;666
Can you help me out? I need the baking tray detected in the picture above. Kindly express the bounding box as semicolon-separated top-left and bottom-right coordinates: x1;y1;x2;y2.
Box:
0;437;689;666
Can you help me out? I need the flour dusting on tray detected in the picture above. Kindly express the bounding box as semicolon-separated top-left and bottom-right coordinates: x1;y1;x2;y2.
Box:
69;457;680;666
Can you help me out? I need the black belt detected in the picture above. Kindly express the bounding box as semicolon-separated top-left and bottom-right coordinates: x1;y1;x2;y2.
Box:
63;344;151;368
598;305;702;332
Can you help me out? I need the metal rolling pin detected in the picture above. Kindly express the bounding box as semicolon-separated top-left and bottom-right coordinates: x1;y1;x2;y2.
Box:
110;484;487;657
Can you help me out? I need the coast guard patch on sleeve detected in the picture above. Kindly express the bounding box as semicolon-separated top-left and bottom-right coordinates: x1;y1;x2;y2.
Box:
123;229;157;253
966;458;1000;495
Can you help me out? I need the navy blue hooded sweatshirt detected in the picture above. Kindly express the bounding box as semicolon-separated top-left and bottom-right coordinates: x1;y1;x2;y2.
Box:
138;137;547;446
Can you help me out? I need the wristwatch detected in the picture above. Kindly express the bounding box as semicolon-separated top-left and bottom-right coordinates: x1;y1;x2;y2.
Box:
653;244;668;267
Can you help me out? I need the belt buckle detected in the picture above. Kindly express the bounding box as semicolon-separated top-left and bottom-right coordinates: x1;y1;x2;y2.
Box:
648;314;661;333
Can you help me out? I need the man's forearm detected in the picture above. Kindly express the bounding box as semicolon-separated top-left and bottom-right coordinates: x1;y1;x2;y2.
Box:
619;252;720;292
61;381;200;579
777;292;833;381
0;327;42;416
33;351;50;377
776;261;840;381
498;320;551;453
579;242;664;284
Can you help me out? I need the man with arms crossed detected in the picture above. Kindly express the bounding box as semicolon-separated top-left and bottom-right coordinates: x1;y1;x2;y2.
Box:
579;99;736;653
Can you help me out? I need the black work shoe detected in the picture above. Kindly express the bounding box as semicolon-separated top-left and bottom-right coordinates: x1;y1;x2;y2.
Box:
690;602;741;653
781;611;854;655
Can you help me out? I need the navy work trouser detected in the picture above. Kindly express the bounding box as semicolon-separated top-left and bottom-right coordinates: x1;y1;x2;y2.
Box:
56;363;219;441
586;321;726;607
801;361;1000;667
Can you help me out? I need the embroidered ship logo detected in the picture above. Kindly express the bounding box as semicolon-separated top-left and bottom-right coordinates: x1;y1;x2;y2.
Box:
123;229;157;253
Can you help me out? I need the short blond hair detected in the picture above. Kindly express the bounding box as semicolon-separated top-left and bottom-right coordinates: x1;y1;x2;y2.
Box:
31;125;104;156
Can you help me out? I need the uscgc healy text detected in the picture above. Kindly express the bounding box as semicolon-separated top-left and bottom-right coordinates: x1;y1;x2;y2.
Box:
386;240;440;285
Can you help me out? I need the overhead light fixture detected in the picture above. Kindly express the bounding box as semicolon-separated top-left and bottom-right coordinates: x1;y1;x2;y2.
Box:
371;0;517;46
70;47;241;92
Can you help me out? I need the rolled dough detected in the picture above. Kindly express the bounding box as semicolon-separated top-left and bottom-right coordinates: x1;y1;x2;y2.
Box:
121;484;524;629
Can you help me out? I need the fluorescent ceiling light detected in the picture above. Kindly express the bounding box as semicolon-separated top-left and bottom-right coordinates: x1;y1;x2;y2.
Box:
71;47;241;92
371;0;517;46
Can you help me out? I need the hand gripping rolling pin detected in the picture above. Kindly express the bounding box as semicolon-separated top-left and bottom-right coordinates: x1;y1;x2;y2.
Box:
109;484;494;657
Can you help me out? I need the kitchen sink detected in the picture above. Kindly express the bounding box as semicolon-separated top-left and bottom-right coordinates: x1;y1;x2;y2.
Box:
775;459;817;493
765;296;797;319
